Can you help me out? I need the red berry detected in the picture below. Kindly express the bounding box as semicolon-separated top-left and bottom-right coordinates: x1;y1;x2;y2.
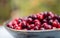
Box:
12;21;17;25
9;25;13;29
7;12;60;30
34;19;39;22
32;14;37;19
22;20;26;25
27;18;32;23
48;19;53;25
42;23;52;29
35;21;41;26
15;26;21;30
18;22;22;26
52;20;58;27
37;13;44;20
37;25;41;30
27;23;31;30
30;24;35;28
34;26;39;30
43;19;47;23
17;19;22;24
57;23;60;28
44;25;52;29
48;12;54;17
7;21;14;28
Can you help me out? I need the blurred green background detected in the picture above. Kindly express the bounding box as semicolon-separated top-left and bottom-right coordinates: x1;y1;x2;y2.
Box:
0;0;60;24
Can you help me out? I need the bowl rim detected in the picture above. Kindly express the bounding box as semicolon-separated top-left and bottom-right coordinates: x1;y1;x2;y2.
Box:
4;20;60;32
6;26;60;32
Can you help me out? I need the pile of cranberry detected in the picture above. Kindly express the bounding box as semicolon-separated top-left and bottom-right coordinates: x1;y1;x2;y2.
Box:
7;12;60;30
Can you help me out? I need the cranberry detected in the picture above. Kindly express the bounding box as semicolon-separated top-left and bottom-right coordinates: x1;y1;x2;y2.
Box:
57;16;60;23
14;24;18;27
48;19;53;25
8;25;13;29
37;13;44;20
34;19;39;22
17;19;22;24
52;20;58;27
37;25;41;30
34;26;39;30
48;12;54;17
48;16;52;20
7;22;14;28
57;23;60;28
35;21;41;26
12;21;17;25
43;23;52;29
18;22;22;26
27;18;32;23
7;12;60;30
43;19;47;23
15;26;21;30
30;24;35;29
31;14;37;19
43;12;48;18
45;25;52;29
26;23;31;30
22;20;26;26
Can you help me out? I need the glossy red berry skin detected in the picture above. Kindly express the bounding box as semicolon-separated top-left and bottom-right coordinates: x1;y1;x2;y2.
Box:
57;23;60;28
45;25;52;29
7;12;60;30
8;25;13;29
27;18;32;23
7;21;14;28
15;26;21;30
33;26;39;30
34;19;39;22
32;14;37;19
22;20;26;26
35;21;41;27
37;13;44;20
52;20;58;27
42;23;52;29
48;12;54;17
26;23;31;30
30;24;35;29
